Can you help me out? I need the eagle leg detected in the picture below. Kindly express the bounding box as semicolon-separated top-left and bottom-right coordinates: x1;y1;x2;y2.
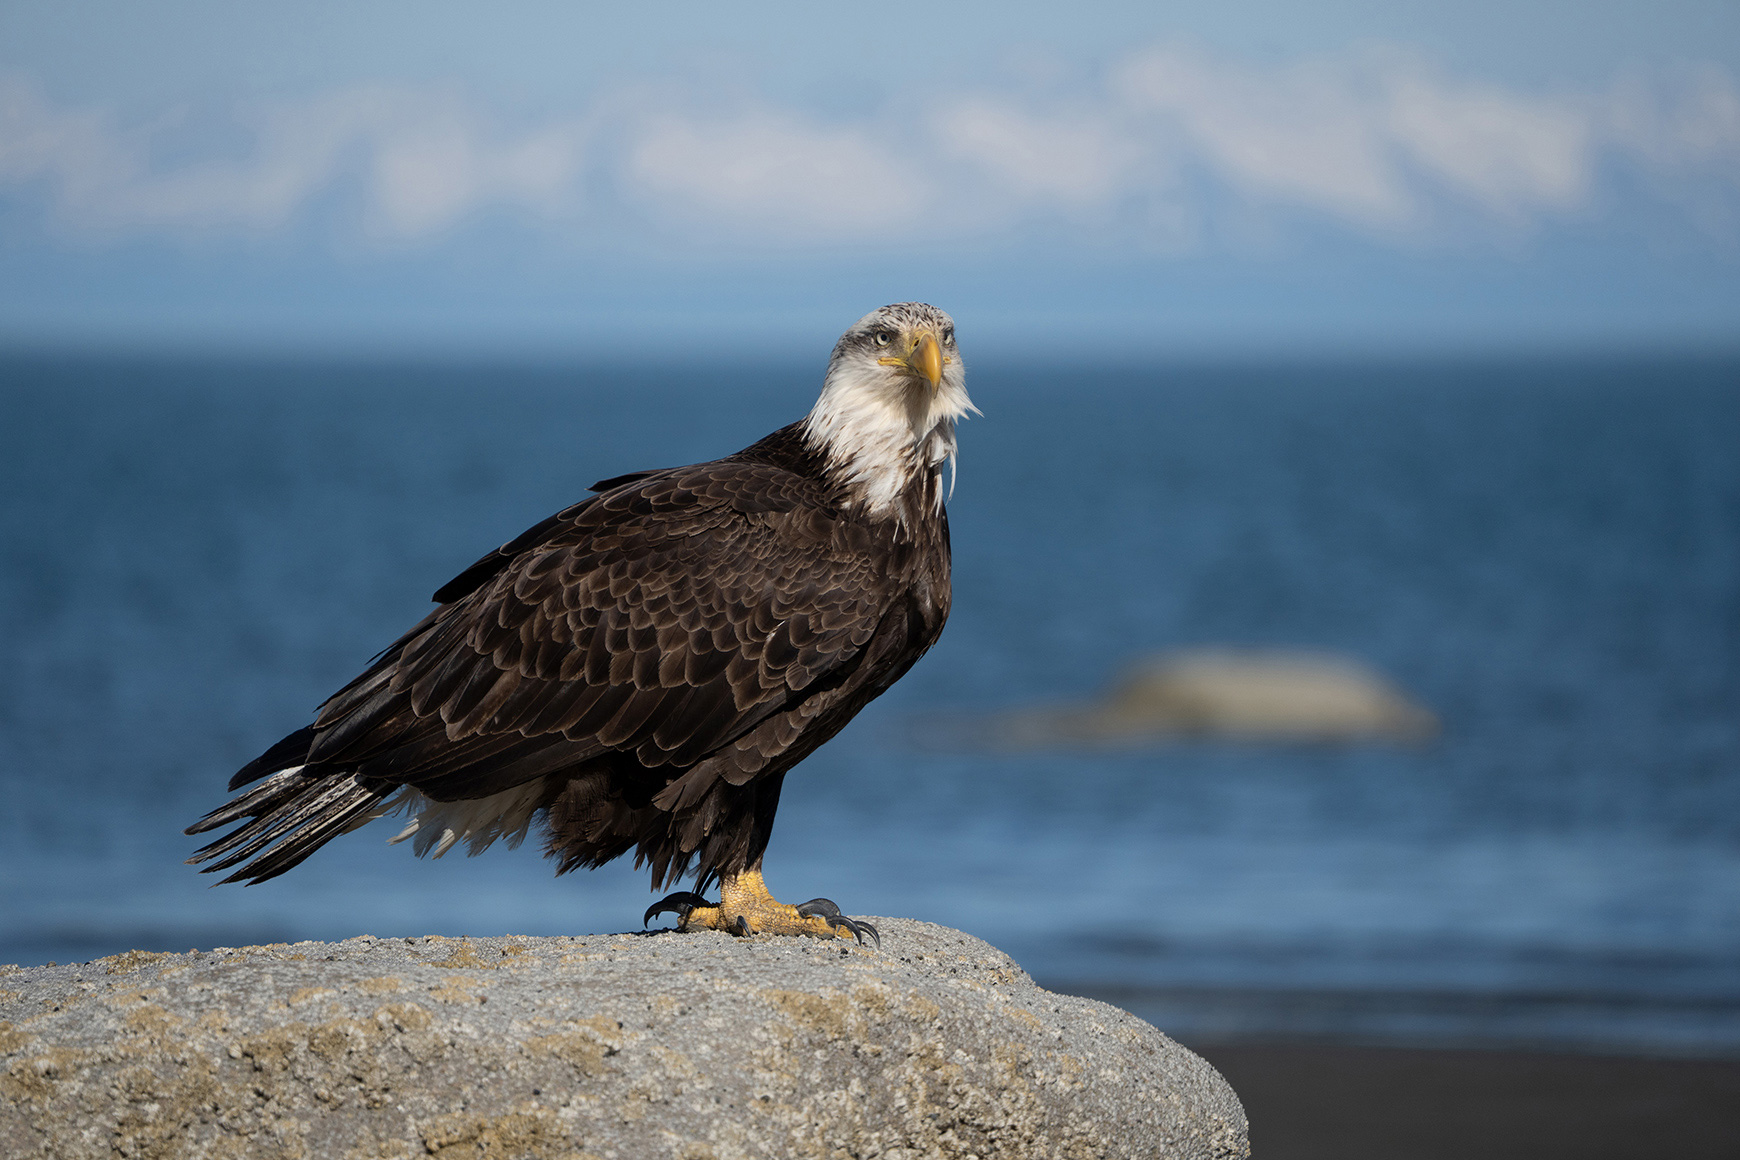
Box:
669;868;879;947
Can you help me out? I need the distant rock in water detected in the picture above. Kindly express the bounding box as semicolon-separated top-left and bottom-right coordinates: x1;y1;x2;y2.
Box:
925;650;1439;749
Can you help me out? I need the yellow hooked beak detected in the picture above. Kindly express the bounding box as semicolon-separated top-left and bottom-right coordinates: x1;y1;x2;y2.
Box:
878;331;945;390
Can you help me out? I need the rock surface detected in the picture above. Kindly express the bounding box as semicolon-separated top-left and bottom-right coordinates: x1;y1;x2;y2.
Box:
0;918;1247;1159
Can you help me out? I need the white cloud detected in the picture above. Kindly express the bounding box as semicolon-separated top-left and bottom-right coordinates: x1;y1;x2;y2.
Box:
1;43;1737;251
625;108;924;234
1115;47;1414;226
363;97;587;238
1380;67;1592;215
0;79;589;240
1604;66;1740;173
930;97;1144;208
1111;45;1620;227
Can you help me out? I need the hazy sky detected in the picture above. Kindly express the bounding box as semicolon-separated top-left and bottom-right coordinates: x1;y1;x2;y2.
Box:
3;1;1738;355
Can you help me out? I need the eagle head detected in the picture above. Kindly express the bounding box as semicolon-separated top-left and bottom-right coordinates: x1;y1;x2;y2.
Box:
803;302;977;515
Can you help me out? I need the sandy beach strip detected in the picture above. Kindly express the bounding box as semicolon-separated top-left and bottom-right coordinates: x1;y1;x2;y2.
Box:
1184;1041;1740;1160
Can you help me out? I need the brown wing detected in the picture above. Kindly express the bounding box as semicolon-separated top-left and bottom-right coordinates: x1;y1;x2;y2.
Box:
285;458;894;803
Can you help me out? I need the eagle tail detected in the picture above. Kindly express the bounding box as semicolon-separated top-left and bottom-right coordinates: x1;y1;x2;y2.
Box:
184;767;391;885
226;725;318;791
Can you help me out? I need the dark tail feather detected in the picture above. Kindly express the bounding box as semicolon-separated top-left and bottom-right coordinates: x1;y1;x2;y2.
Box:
185;767;315;835
186;769;391;885
228;726;317;791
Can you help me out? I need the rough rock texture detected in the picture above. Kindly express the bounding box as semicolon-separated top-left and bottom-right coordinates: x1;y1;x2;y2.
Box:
0;918;1247;1159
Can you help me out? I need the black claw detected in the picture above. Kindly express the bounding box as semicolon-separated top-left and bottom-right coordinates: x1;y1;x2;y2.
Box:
644;891;713;927
732;915;752;937
842;917;881;949
798;899;879;948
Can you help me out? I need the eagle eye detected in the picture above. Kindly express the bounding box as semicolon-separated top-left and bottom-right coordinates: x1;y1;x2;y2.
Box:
943;328;955;345
872;331;894;347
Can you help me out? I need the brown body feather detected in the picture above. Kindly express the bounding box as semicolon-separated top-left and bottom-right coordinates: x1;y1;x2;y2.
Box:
186;420;952;889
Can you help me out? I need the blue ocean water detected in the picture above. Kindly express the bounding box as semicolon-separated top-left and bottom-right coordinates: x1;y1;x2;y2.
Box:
2;351;1737;1055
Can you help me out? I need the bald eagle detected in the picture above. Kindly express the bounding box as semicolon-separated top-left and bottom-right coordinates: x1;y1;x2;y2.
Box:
186;303;973;944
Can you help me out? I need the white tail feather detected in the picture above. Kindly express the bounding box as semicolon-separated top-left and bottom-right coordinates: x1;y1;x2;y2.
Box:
383;780;550;859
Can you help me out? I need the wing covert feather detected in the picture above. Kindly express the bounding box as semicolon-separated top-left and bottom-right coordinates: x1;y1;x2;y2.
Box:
311;460;895;793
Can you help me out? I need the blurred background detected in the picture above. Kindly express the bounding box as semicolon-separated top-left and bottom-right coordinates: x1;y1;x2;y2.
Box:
3;2;1739;1154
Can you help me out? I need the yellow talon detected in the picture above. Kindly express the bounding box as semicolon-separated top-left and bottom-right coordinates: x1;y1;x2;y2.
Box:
671;868;877;945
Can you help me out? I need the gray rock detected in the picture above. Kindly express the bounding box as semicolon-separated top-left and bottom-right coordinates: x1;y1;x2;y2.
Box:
924;649;1437;750
0;918;1247;1159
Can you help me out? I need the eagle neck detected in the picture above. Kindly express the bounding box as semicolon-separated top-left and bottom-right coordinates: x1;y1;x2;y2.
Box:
800;370;963;522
